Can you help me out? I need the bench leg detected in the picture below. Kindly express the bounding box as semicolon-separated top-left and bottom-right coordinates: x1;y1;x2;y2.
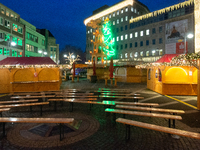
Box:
173;119;175;128
54;101;57;111
169;119;171;128
40;105;43;116
3;122;5;136
126;125;130;141
60;123;62;141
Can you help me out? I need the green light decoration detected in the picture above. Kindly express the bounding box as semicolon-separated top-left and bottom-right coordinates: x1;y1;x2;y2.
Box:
101;19;115;58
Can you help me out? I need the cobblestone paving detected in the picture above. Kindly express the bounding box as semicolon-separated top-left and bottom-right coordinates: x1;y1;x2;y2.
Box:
0;80;200;149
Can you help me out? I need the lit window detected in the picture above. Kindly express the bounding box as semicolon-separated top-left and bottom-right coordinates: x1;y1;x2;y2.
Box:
1;8;5;14
146;29;149;35
113;21;115;25
135;9;137;13
131;16;133;19
117;10;119;15
13;24;18;32
130;52;132;58
121;35;123;41
113;12;115;17
131;7;134;12
18;39;22;46
159;49;163;55
90;29;92;33
6;11;9;17
12;37;18;45
125;53;127;58
125;7;128;12
18;26;23;34
140;51;143;56
112;38;115;42
87;31;90;34
117;36;119;41
11;14;14;19
152;50;156;56
146;51;149;56
121;9;123;14
135;52;138;57
138;11;140;15
121;18;123;22
125;16;128;21
117;19;119;24
135;32;138;37
120;54;122;58
140;31;143;36
130;33;133;39
125;34;128;39
109;14;111;18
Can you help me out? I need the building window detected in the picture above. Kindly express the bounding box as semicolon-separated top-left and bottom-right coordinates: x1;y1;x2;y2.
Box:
117;19;119;24
131;7;134;12
125;44;127;49
159;26;163;33
0;48;3;55
146;29;149;35
135;9;137;13
6;11;9;17
130;52;133;58
4;48;10;56
140;41;143;47
152;50;156;56
121;35;123;41
121;26;123;31
159;49;163;55
109;14;111;18
0;17;3;25
113;12;115;17
117;10;119;15
130;43;132;48
120;54;122;58
125;25;128;30
135;42;137;47
121;45;123;50
140;51;143;56
5;20;10;28
130;33;133;39
112;37;115;42
102;17;104;21
146;40;149;46
152;28;156;34
116;28;119;32
90;29;92;33
121;9;123;14
125;34;128;39
152;39;156;45
140;31;143;36
135;32;138;37
18;39;22;46
135;52;138;57
113;21;115;25
125;7;128;12
125;16;128;21
13;24;18;32
117;36;119;41
1;8;5;14
146;51;149;56
159;38;163;44
18;26;23;34
121;17;123;22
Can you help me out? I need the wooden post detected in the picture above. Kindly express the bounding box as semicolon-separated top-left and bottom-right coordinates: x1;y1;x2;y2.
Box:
197;59;200;110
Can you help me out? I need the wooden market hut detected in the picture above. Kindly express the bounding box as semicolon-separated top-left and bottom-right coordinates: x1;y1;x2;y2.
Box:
0;57;61;93
147;54;197;95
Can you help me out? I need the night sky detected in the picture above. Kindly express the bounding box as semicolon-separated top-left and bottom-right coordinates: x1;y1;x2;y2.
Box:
1;0;185;52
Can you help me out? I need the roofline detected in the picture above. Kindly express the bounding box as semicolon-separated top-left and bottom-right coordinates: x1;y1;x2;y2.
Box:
84;0;134;25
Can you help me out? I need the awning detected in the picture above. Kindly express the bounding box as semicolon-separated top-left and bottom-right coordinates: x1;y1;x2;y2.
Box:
0;57;57;65
155;54;179;63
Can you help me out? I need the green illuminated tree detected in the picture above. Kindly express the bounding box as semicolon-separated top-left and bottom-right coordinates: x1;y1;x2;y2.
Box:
102;19;115;58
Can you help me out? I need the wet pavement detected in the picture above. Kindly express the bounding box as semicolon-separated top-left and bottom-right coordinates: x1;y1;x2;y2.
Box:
0;78;200;149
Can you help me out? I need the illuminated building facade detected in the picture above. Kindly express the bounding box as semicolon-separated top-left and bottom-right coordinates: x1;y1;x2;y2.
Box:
84;0;196;64
0;3;59;63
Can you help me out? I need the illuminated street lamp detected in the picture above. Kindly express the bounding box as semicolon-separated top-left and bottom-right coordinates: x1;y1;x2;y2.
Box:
184;33;194;54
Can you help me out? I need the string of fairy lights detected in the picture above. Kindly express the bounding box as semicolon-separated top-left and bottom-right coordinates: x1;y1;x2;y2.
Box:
136;52;200;69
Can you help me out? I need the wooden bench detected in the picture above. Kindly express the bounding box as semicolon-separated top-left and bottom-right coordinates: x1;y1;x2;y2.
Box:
116;105;185;114
11;95;55;101
0;117;74;141
95;90;130;93
116;118;200;141
99;95;144;102
0;102;49;116
101;93;140;96
105;108;182;128
48;98;97;111
114;102;159;107
56;93;94;96
56;95;98;98
0;99;39;104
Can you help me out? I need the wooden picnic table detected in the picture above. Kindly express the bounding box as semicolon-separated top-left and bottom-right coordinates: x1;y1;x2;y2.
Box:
0;117;74;141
